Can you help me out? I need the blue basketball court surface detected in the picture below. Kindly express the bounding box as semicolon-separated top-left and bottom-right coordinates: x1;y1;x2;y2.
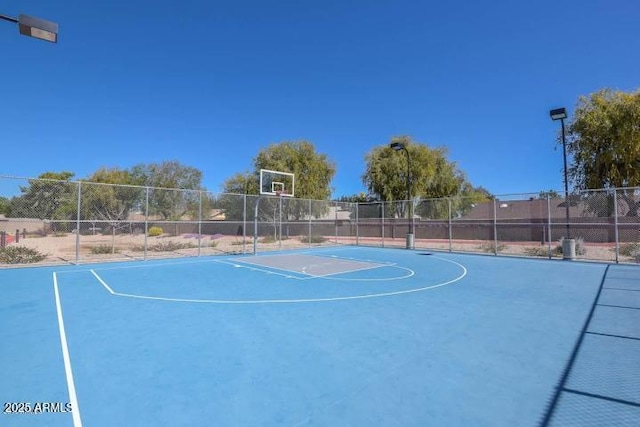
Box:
1;247;639;426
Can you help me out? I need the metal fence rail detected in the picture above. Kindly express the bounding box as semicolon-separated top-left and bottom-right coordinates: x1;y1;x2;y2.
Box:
1;175;639;266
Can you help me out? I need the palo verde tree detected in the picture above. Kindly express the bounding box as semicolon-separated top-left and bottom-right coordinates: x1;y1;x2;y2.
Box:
566;88;640;216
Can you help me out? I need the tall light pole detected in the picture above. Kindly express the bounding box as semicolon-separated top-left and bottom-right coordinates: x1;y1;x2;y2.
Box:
390;141;414;249
550;107;570;238
1;13;58;43
550;107;576;260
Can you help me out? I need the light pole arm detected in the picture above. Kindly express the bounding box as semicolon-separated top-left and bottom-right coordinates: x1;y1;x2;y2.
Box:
0;14;19;24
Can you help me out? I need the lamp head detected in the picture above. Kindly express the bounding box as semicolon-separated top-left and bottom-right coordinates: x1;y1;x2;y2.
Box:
390;141;405;151
550;107;567;121
18;14;58;43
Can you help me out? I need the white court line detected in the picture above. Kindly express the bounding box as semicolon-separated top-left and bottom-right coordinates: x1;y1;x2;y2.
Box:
90;269;117;293
306;265;414;281
58;257;221;275
291;249;398;266
53;273;83;427
300;261;391;279
57;249;395;277
213;259;301;279
226;255;397;279
88;256;467;304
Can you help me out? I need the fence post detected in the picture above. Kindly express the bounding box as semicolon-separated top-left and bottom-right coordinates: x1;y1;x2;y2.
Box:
243;194;247;255
1;231;5;248
613;188;619;263
381;202;385;248
254;199;258;255
197;191;202;257
334;201;338;244
75;182;81;264
547;195;552;259
448;198;453;252
355;202;359;246
308;199;312;248
493;198;498;256
144;187;149;261
279;195;283;249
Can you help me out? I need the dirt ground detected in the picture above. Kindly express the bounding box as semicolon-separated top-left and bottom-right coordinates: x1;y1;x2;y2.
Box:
1;232;634;267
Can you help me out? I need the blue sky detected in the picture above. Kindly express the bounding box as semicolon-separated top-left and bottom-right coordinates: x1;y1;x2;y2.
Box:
1;0;638;198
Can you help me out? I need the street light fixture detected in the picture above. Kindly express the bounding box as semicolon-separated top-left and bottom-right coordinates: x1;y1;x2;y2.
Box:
550;107;575;259
390;141;414;249
550;108;567;121
1;13;58;43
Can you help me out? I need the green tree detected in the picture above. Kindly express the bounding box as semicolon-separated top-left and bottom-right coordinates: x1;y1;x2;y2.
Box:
222;172;259;195
538;190;561;199
0;196;10;216
566;88;640;215
454;182;493;217
219;172;259;221
10;172;76;222
253;141;336;201
363;136;464;218
131;160;204;220
335;192;376;203
414;178;492;220
82;167;144;225
221;141;336;221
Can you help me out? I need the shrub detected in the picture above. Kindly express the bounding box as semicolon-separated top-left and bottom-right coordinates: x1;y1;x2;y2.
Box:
478;241;507;253
619;242;640;261
524;246;553;257
147;241;196;252
91;244;119;255
0;246;47;264
148;226;163;237
259;235;277;244
299;235;327;244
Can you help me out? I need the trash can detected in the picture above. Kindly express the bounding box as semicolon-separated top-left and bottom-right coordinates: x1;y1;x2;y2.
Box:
562;238;576;260
406;233;414;249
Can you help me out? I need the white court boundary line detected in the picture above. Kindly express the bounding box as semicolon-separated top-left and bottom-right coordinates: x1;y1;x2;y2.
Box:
53;273;83;427
88;255;467;304
215;257;411;281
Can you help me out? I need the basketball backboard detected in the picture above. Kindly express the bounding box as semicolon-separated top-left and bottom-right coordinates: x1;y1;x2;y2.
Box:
259;169;295;197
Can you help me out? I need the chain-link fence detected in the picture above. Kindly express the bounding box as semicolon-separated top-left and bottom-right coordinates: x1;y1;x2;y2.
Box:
0;177;355;265
354;189;639;263
2;175;640;266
